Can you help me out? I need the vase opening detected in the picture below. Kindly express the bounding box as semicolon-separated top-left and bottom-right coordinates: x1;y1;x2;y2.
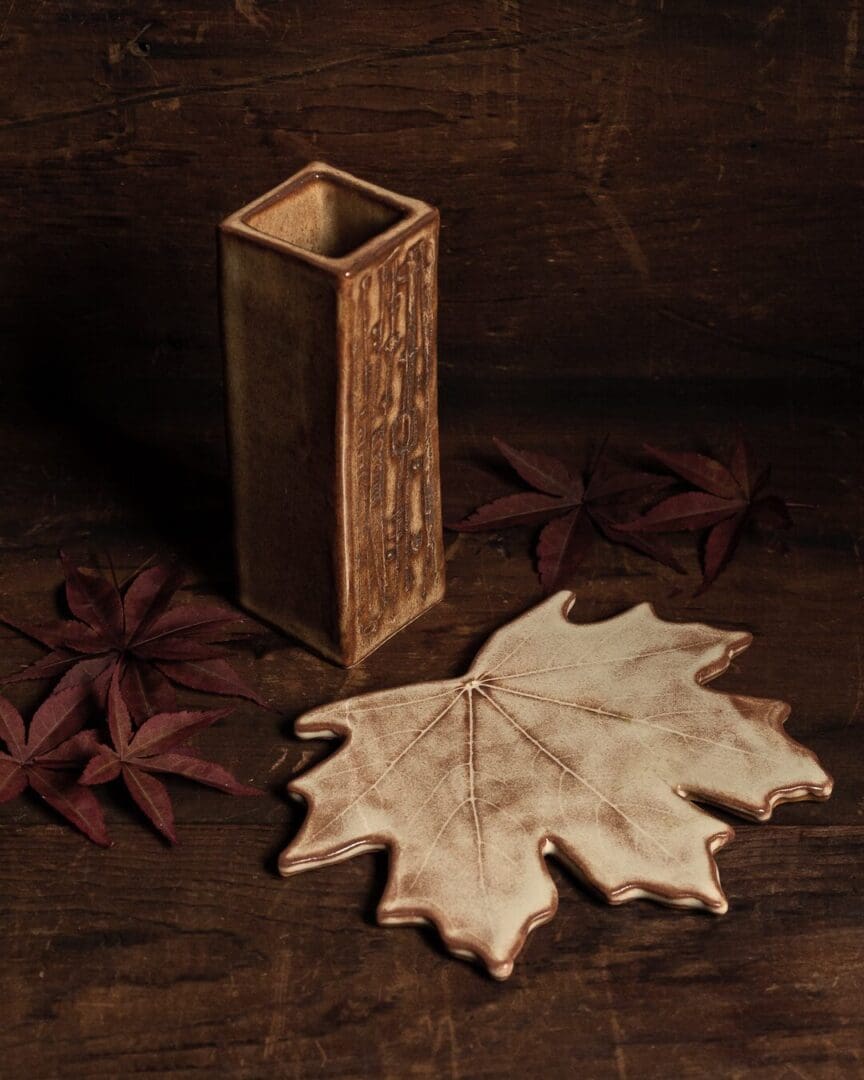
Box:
244;174;405;260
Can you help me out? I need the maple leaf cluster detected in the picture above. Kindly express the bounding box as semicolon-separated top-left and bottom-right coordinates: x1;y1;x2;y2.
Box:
621;441;793;590
450;437;792;591
0;555;265;845
4;553;266;720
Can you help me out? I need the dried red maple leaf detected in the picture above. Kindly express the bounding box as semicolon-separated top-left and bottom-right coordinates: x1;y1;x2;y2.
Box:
80;671;261;843
0;684;109;846
2;554;267;721
620;440;793;589
449;438;681;590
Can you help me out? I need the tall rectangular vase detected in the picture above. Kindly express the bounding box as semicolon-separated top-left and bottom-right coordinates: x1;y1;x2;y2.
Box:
220;162;445;666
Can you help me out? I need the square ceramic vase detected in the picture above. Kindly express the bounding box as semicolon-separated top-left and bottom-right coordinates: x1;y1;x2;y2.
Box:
220;162;445;666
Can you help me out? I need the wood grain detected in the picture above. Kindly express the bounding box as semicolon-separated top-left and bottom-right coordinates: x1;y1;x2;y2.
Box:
1;1;862;391
0;825;861;1078
0;0;862;1075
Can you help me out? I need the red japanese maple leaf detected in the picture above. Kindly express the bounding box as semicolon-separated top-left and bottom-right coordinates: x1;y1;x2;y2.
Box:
2;554;267;722
80;672;261;843
619;440;793;589
449;438;681;590
0;684;109;846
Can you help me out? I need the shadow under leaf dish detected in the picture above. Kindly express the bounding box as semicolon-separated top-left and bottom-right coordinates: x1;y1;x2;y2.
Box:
279;593;831;979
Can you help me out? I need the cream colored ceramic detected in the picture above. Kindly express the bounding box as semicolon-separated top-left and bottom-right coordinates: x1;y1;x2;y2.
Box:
279;592;832;978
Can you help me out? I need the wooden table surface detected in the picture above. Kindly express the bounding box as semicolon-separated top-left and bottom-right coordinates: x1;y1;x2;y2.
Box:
1;2;862;1077
1;378;861;1078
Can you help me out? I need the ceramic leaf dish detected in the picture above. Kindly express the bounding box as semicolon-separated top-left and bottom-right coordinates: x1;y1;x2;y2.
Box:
279;593;832;978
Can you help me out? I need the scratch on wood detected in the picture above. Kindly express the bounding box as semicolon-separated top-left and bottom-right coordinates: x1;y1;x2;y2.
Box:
844;2;860;78
433;967;461;1079
0;23;641;132
759;6;786;32
445;534;465;563
600;953;630;1080
587;189;650;281
656;306;861;375
235;0;271;31
289;748;317;775
262;952;292;1059
849;540;864;730
0;0;16;40
849;634;863;729
833;1;860;125
314;1039;327;1067
269;746;292;773
580;47;650;282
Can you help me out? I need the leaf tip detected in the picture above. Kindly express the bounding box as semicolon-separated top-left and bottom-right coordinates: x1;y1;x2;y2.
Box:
277;846;308;877
815;774;834;801
237;783;265;797
705;891;729;915
487;958;515;981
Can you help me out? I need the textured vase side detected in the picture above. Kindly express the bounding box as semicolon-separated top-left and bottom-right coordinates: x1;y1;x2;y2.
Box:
220;162;445;665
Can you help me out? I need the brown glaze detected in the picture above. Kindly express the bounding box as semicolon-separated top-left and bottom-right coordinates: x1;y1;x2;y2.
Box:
279;592;833;979
220;162;444;666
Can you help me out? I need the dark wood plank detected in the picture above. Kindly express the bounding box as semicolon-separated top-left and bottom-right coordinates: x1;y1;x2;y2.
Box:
0;824;861;1079
1;1;862;387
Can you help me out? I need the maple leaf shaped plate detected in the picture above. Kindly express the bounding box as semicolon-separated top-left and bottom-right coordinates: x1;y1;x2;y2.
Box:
279;594;832;979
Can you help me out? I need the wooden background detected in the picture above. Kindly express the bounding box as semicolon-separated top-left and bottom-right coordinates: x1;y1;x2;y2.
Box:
1;2;862;1076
